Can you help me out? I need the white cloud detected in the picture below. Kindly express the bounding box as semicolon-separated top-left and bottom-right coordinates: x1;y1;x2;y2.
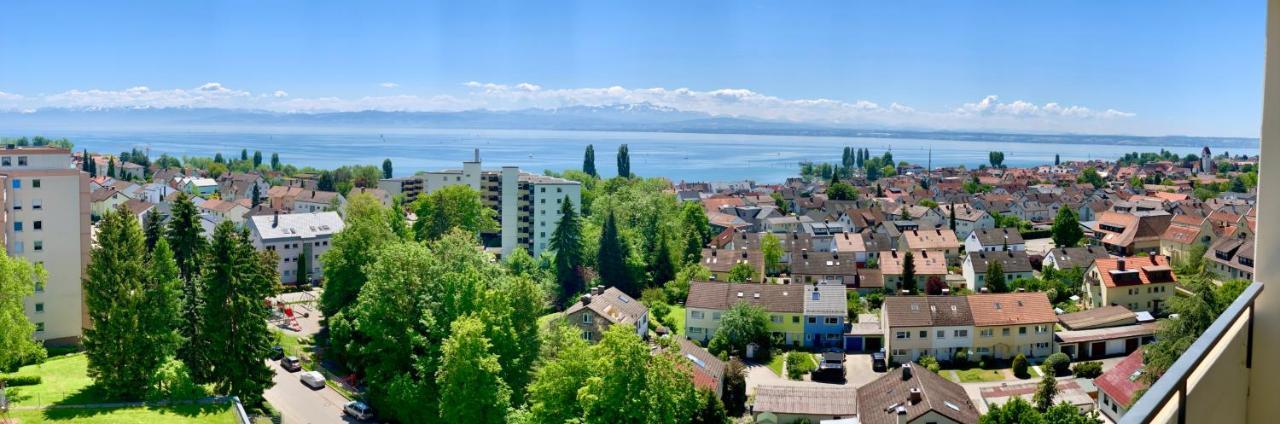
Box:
0;81;1137;133
379;82;399;88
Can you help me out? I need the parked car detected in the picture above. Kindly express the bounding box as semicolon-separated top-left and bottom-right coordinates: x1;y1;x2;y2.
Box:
281;356;302;372
270;346;285;360
344;401;374;421
299;371;326;390
813;349;846;382
871;351;887;372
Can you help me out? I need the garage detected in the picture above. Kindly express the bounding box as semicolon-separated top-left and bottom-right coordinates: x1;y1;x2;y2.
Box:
844;336;863;352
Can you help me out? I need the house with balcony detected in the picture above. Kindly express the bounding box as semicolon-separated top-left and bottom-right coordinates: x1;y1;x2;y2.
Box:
968;292;1056;360
802;284;847;348
563;285;648;343
1083;255;1179;314
961;250;1034;292
684;281;805;347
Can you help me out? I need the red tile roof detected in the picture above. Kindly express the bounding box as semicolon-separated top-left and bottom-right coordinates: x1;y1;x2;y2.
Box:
1095;348;1148;407
965;292;1057;327
1092;255;1177;288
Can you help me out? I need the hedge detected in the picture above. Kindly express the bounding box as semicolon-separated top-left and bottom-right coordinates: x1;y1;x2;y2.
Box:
0;375;42;386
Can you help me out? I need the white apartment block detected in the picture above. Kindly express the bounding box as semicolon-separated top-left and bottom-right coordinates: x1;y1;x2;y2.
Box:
248;211;344;285
419;150;581;257
1;147;90;345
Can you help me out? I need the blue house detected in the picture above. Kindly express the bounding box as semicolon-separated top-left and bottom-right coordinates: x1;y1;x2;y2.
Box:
802;283;848;348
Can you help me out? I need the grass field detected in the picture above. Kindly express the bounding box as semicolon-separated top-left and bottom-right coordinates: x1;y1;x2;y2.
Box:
4;404;238;424
537;312;562;329
953;368;1007;383
767;354;786;376
2;354;96;406
663;305;685;335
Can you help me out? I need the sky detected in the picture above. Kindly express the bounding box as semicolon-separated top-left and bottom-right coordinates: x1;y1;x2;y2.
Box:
0;0;1265;137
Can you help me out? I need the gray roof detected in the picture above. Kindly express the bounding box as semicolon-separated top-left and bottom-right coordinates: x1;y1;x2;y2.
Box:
249;211;345;241
970;228;1025;246
966;250;1034;274
802;284;847;316
564;287;647;325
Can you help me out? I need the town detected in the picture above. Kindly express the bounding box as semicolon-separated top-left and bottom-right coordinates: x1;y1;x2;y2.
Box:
0;136;1258;424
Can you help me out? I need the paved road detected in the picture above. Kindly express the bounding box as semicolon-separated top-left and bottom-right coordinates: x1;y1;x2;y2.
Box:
264;359;360;424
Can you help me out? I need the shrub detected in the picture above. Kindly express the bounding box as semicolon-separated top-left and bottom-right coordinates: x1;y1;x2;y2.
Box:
0;375;41;386
785;352;816;380
918;355;941;373
1012;353;1030;378
951;350;969;369
1043;353;1071;376
865;292;885;309
147;360;204;401
1072;361;1104;378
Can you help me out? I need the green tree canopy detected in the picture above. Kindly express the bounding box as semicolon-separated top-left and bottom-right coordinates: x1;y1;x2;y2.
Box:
437;316;511;424
1051;207;1084;248
412;184;498;241
707;302;771;359
198;221;277;405
0;249;46;372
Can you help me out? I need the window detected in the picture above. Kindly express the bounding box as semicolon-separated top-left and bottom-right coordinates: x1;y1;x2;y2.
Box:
34;303;43;313
896;331;910;339
581;313;593;324
807;317;817;324
35;322;44;332
792;316;800;323
17;156;26;166
955;329;969;337
937;330;945;339
581;331;593;341
771;315;783;323
31;179;40;188
892;349;909;356
825;317;838;324
13;222;21;232
12;200;19;210
980;329;993;337
33;221;41;231
712;312;721;320
691;311;705;319
1019;326;1027;335
11;179;19;189
1002;328;1011;336
1;157;8;166
919;330;927;338
689;327;704;334
976;347;990;353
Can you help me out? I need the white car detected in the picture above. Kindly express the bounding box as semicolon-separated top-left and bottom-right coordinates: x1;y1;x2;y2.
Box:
299;370;326;390
344;401;374;421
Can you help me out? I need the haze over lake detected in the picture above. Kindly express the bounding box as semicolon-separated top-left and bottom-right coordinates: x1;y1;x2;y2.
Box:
7;128;1260;183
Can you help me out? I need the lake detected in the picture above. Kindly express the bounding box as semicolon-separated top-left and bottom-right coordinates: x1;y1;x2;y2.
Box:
4;128;1260;183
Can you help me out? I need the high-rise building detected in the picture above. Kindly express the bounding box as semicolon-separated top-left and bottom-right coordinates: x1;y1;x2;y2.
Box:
418;150;581;257
0;146;90;345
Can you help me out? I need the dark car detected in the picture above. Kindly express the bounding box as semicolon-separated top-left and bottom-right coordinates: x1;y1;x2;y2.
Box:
270;346;285;360
871;351;887;372
813;349;847;382
281;355;303;372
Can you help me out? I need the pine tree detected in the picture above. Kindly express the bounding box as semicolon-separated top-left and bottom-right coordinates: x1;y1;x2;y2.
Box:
253;150;263;167
382;158;393;179
167;192;210;380
83;205;181;399
214;153;224;164
107;157;116;178
199;222;276;405
81;149;91;172
900;251;917;293
683;225;704;266
1054;154;1061;166
650;229;677;287
1033;373;1058;412
616;144;631;178
949;203;957;231
251;183;261;208
584;144;597;177
597;210;635;296
549;197;585;306
986;261;1008;293
143;206;166;251
240;149;248;161
270;152;281;171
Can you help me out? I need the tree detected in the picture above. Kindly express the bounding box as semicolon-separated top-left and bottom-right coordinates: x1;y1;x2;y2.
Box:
199;221;277;405
239;149;248;161
727;262;757;283
526;322;594;423
0;249;46;372
579;325;699;423
584;144;598;177
925;275;947;295
846;290;864;321
707;303;770;359
692;388;729;424
381;158;393;179
250;183;261;208
412;185;497;241
722;359;748;417
437;316;510;424
214;152;224;164
481;274;544;404
550;197;586;306
320;194;396;319
1012;353;1029;378
1055;154;1061;166
1051;207;1084;248
1033;373;1058;411
89;154;98;177
761;233;783;275
1143;277;1229;383
84;205;181;399
270;152;281;171
986;261;1008;293
107;157;117;178
1043;352;1071;376
827;182;857;200
989;151;1005;168
1072;361;1104;378
166;192;210;381
980;397;1044;424
682;201;713;246
597;210;635;296
1043;402;1104;424
143;206;166;251
949;203;957;231
252;150;263;167
900;251;917;293
1078;167;1105;188
81;149;91;172
651;230;678;287
616;144;631;178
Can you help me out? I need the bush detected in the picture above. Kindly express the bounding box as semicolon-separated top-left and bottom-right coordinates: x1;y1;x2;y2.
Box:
951;350;969;369
1043;352;1071;376
147;360;205;401
865;292;885;309
785;352;816;380
1072;361;1104;378
1012;353;1029;378
0;375;41;386
918;355;941;373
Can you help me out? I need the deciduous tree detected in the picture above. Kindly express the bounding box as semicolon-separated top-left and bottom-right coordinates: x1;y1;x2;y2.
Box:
0;250;46;372
1051;207;1084;248
437;316;511;424
411;185;497;241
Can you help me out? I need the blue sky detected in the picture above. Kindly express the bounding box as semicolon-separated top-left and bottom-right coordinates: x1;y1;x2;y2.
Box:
0;0;1264;137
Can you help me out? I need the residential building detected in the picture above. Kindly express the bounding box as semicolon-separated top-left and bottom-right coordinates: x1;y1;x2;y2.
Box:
802;284;847;348
1083;255;1178;314
563;285;648;343
750;386;857;424
676;337;724;397
937;203;995;239
883;296;974;362
790;250;858;285
1;147;91;345
1206;234;1255;281
961;250;1034;292
879;250;947;292
181;177;218;196
1055;305;1157;360
963;228;1025;253
1042;246;1111;272
196;199;250;225
348;187;392;207
685;281;805;347
89;186;130;219
1095;349;1150;422
247;211;344;285
1159;214;1210;262
897;228;962;264
377;175;424;200
700;248;766;283
1091;210;1172;256
855;364;979;424
968;292;1056;359
216;172;268;202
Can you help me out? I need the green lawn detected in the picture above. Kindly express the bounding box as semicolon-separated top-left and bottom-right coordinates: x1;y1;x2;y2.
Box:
272;328;310;358
537;312;562;329
4;404;238;424
2;353;96;406
954;368;1006;383
767;355;786;376
663;305;685;335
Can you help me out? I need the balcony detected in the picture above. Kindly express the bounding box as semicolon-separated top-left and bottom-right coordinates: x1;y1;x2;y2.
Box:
1119;282;1262;424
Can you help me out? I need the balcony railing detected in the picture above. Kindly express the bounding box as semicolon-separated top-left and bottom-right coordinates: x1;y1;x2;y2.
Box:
1120;281;1263;424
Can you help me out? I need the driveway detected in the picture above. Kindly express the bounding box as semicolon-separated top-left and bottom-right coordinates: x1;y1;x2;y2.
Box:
744;353;887;394
264;359;360;424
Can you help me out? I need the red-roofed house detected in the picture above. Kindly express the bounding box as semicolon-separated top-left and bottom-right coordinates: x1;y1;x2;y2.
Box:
1084;255;1178;314
1096;348;1149;422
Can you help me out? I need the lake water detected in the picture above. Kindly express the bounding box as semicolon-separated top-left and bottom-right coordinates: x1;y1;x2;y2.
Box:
6;128;1260;183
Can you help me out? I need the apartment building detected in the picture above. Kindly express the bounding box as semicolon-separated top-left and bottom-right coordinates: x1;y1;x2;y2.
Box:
684;281;805;347
419;151;581;257
1083;255;1179;314
1;147;91;344
377;175;424;200
247;211;344;285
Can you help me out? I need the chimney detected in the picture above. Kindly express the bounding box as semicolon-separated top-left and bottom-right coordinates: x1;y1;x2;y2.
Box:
896;406;909;424
801;249;808;259
936;229;941;235
1117;257;1126;271
593;285;604;295
901;363;913;380
272;210;279;228
908;387;923;404
580;294;591;304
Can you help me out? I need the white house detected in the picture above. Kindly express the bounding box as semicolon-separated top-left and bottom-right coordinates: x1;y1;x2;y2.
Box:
964;228;1026;253
962;250;1035;291
247;212;345;285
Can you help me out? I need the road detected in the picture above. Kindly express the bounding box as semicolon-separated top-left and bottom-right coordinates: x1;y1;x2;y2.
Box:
264;359;360;424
